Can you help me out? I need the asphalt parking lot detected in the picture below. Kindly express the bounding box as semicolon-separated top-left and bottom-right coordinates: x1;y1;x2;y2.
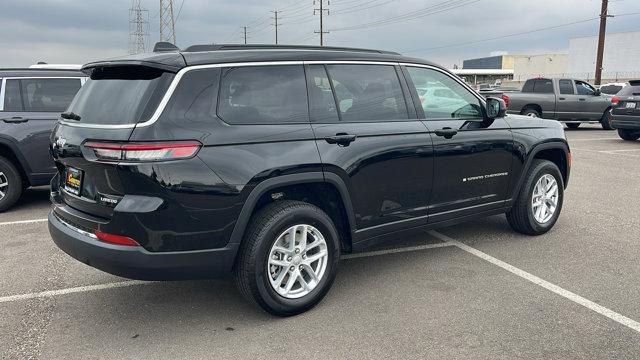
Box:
1;124;639;359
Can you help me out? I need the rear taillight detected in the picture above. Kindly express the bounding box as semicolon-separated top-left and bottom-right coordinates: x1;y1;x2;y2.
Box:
611;97;620;105
502;94;509;108
95;230;140;246
84;141;201;162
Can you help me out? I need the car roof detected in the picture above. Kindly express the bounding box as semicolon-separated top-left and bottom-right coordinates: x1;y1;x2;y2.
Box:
81;45;444;74
0;68;85;78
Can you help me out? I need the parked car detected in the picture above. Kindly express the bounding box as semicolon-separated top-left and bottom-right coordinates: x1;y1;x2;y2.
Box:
610;80;640;141
503;77;615;129
0;67;85;211
48;44;571;316
598;82;627;95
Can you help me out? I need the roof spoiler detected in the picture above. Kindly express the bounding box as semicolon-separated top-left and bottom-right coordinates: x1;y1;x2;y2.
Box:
153;41;180;52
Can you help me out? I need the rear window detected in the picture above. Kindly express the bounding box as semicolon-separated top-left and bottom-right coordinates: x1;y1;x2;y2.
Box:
617;85;640;96
66;66;174;125
533;79;554;94
600;85;623;95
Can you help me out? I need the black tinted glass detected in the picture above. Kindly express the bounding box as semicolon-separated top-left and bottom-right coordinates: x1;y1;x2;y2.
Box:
600;85;623;95
218;65;308;124
559;80;574;94
3;79;22;111
533;79;553;94
67;66;174;125
306;65;339;123
326;64;408;122
617;85;640;96
522;80;534;93
161;68;220;123
20;78;81;112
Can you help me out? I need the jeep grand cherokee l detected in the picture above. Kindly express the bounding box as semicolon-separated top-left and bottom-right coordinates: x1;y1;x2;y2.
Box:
48;44;570;316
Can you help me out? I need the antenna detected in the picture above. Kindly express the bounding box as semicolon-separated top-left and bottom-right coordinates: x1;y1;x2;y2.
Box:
129;0;150;54
159;0;177;44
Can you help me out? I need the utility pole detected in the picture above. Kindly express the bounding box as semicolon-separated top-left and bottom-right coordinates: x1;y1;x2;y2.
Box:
271;11;281;44
314;0;330;46
243;26;248;44
159;0;177;44
129;0;149;54
594;0;610;85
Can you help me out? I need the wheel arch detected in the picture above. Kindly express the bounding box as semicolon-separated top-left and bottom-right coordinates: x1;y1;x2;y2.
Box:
228;172;356;254
510;141;570;201
521;104;543;116
0;137;30;186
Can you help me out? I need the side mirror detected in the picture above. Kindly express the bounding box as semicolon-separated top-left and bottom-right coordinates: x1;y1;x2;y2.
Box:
485;97;507;119
595;88;601;96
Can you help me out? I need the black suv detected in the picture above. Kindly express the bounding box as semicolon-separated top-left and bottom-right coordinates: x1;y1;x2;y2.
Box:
0;68;85;211
610;80;640;141
48;44;570;316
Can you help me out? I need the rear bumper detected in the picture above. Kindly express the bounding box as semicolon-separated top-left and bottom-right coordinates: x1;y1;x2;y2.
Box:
48;210;239;280
610;114;640;130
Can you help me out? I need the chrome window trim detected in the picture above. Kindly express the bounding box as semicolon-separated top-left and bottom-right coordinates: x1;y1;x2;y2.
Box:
0;76;86;112
58;60;483;130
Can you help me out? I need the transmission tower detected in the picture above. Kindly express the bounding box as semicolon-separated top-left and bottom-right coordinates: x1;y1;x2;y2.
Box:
159;0;176;44
129;0;150;54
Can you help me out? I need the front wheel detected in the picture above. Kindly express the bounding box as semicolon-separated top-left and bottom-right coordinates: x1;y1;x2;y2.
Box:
507;159;564;235
601;111;614;130
522;108;541;118
618;129;640;141
234;200;340;316
0;156;23;212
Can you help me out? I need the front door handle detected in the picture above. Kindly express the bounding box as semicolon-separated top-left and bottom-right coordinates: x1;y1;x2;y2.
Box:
578;98;586;101
2;116;29;124
434;127;458;139
325;133;357;146
559;97;566;100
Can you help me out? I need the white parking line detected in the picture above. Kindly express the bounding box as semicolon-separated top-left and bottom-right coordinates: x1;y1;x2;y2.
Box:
0;280;151;304
571;148;640;157
0;218;48;226
568;137;620;141
428;230;640;334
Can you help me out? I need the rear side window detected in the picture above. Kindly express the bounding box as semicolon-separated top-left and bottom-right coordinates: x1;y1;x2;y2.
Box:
161;68;220;123
218;65;309;124
558;79;574;95
326;64;408;122
20;78;81;112
616;85;640;96
306;65;339;123
67;66;174;125
533;79;553;94
521;80;534;93
3;79;22;111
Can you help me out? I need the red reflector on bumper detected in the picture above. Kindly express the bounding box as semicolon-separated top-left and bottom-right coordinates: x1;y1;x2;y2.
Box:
95;230;140;246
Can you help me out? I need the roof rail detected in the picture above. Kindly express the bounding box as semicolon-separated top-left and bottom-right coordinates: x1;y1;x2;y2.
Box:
28;63;82;70
181;43;400;55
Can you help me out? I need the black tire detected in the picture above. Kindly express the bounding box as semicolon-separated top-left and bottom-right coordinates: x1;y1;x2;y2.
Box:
522;108;541;118
618;129;640;141
0;156;23;212
566;123;580;129
506;159;564;235
234;200;340;316
601;110;614;130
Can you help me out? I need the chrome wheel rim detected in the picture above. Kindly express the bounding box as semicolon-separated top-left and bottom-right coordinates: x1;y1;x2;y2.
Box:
526;112;538;117
531;174;559;224
0;172;8;201
267;224;329;299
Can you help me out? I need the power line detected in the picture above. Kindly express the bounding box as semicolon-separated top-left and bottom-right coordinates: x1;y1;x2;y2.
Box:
330;0;480;31
271;10;281;44
332;0;394;15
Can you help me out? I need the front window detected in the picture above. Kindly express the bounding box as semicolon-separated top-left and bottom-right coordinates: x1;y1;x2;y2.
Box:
406;66;483;120
575;81;596;96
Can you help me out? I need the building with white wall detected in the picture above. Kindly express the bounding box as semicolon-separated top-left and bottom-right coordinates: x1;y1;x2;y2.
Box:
569;30;640;79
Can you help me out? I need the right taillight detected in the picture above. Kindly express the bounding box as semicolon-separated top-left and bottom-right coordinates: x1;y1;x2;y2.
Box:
611;96;620;105
84;141;202;162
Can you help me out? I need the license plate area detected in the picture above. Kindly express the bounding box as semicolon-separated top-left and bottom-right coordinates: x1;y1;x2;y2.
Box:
64;167;83;196
625;102;637;109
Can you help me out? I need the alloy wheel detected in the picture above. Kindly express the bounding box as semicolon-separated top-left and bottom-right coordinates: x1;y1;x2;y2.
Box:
0;172;8;201
267;224;329;299
531;174;559;224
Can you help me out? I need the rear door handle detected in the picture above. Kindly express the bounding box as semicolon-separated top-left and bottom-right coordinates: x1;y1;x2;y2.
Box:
578;98;586;101
434;127;458;139
559;97;566;100
2;116;29;124
325;133;356;146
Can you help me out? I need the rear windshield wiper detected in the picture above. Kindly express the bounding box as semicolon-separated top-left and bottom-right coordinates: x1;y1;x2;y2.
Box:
61;112;81;121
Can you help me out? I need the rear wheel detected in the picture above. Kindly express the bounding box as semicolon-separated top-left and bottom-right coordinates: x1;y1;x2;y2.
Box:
522;108;541;118
601;110;614;130
0;156;23;212
234;200;340;316
566;123;580;129
507;159;563;235
618;129;640;141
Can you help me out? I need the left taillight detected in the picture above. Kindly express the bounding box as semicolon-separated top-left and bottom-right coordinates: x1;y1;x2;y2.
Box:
83;141;201;162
